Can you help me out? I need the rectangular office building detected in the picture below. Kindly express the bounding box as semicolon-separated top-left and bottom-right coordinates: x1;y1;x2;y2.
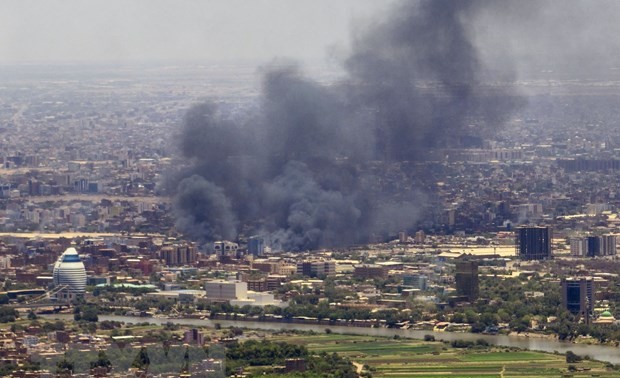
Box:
561;277;594;323
516;226;552;260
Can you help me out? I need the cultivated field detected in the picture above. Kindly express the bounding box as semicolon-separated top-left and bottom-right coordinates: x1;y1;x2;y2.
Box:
270;333;620;378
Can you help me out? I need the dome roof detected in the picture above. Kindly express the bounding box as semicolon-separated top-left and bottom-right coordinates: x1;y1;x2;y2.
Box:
600;311;614;318
60;247;81;262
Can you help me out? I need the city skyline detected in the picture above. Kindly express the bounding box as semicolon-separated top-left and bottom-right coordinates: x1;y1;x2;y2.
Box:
0;1;619;376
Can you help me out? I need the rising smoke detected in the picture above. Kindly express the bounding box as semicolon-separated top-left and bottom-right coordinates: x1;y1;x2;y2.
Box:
172;0;521;251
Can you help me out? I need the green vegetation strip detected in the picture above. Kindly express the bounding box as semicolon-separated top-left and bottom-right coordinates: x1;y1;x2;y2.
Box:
376;366;502;372
269;332;620;377
459;351;555;362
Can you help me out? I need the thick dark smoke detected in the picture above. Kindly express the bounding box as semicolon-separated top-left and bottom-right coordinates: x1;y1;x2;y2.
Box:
346;1;485;159
172;0;520;251
174;175;238;242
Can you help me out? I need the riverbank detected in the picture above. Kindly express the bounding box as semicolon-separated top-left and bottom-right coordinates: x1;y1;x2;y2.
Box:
209;312;619;349
41;314;620;365
270;332;620;378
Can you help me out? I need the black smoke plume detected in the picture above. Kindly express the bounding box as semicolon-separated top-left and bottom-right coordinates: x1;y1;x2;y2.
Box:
172;0;520;250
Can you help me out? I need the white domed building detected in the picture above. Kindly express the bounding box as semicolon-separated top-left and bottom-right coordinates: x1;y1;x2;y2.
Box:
53;247;87;300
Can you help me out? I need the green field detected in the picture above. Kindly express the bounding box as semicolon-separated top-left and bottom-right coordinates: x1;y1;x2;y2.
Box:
460;351;554;362
270;333;620;377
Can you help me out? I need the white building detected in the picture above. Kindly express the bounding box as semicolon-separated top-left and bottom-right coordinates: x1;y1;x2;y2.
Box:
0;256;10;269
204;280;247;300
230;291;286;308
52;247;87;300
205;279;286;307
570;238;588;257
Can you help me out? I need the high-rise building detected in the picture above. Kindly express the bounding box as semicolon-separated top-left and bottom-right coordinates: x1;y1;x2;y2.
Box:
570;235;616;257
415;230;426;244
586;236;601;257
455;259;479;302
160;243;197;266
561;277;595;323
570;238;588;257
398;231;408;243
599;235;617;256
247;236;265;256
52;247;87;300
296;260;336;278
516;226;552;260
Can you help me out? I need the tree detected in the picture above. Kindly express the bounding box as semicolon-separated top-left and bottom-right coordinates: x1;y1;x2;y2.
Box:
451;339;474;348
81;306;99;322
163;339;172;358
56;353;74;375
479;312;499;326
464;309;480;324
134;300;150;312
180;346;190;374
509;316;529;333
566;350;582;363
90;350;112;371
0;307;18;323
497;309;511;323
0;364;17;376
132;347;150;371
451;312;465;323
74;305;99;322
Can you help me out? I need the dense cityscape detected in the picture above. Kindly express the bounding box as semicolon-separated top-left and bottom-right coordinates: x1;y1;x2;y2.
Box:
2;1;620;377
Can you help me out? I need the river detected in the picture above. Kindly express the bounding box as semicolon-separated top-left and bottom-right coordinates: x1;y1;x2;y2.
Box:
42;314;620;364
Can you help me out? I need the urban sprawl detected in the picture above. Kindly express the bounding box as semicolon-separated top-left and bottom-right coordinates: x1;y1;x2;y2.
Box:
0;65;619;377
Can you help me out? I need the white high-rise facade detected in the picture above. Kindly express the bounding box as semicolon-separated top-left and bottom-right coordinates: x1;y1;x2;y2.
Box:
53;247;87;299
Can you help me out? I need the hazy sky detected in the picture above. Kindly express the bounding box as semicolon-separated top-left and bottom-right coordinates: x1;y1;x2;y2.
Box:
0;0;389;64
